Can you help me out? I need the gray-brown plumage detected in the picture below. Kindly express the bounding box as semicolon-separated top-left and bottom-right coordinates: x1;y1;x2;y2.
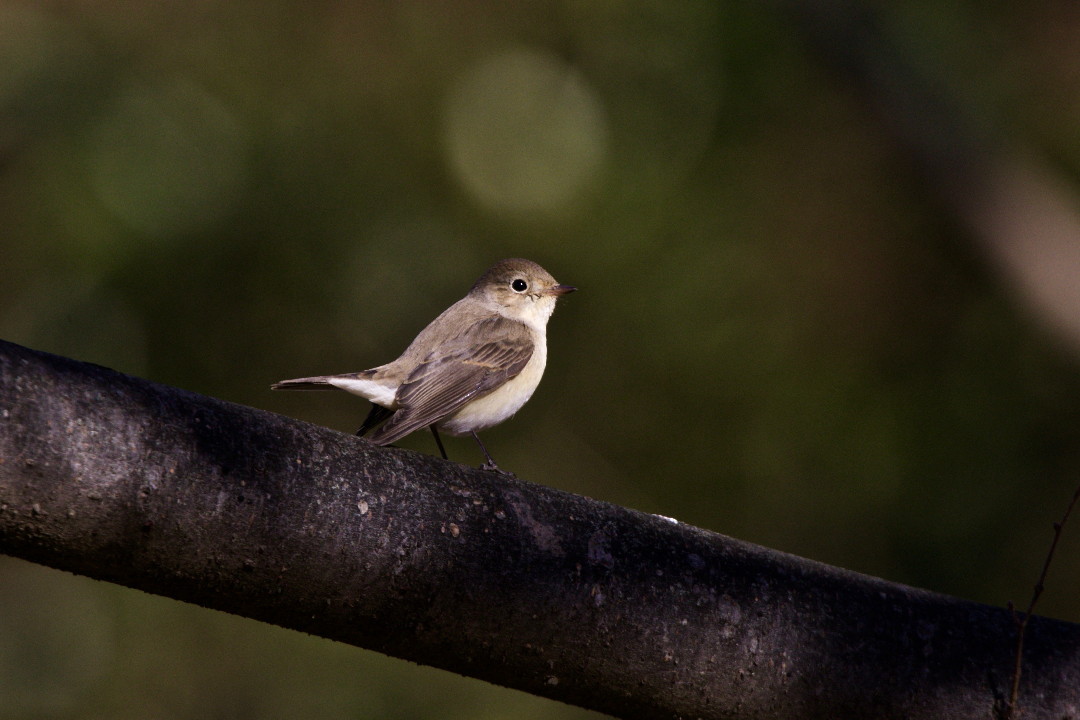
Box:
272;258;575;470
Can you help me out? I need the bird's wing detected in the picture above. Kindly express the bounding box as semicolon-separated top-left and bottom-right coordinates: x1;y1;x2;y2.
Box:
367;316;533;445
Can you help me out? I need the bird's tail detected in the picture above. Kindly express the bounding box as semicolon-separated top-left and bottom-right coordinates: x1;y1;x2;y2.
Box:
270;376;336;390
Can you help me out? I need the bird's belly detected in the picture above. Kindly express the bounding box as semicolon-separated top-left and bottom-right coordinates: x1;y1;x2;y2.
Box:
438;346;547;435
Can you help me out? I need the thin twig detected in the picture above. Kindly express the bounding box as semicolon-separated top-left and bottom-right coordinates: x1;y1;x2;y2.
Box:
1003;480;1080;718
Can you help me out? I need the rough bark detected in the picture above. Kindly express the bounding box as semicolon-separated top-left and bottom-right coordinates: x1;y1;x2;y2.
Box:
1;338;1078;719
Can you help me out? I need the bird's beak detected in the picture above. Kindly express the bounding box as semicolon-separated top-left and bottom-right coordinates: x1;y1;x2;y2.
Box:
546;284;577;297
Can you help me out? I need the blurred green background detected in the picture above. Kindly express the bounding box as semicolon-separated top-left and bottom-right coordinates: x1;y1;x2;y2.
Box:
4;1;1080;718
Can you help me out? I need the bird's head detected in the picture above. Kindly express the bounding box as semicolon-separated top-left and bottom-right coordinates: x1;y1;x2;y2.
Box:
473;258;576;327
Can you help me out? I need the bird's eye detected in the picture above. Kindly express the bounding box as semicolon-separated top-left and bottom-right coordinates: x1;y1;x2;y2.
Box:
511;278;528;293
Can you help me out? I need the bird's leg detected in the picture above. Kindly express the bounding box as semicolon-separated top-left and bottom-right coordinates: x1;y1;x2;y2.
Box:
430;426;449;460
472;432;514;476
357;404;393;436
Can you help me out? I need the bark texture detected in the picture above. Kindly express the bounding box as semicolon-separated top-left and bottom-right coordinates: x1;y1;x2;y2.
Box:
1;338;1078;719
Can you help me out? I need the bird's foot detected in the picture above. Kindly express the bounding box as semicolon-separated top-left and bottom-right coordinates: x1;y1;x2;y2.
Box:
480;461;516;477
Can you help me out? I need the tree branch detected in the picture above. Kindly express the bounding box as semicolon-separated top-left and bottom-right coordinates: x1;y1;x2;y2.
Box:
1;338;1079;719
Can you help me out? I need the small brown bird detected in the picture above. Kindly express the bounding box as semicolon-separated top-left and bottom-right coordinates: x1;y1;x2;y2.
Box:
272;258;575;471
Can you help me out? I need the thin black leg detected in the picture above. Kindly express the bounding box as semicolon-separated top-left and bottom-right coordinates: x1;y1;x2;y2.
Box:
357;404;392;436
471;432;513;475
431;427;449;460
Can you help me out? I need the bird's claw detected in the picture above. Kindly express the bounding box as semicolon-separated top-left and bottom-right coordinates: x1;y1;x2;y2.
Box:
480;461;516;477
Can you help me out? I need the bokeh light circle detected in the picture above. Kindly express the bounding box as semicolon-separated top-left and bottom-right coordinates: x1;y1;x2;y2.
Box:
443;47;607;215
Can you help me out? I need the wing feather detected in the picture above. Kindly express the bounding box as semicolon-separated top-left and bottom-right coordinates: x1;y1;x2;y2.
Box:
368;317;533;445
